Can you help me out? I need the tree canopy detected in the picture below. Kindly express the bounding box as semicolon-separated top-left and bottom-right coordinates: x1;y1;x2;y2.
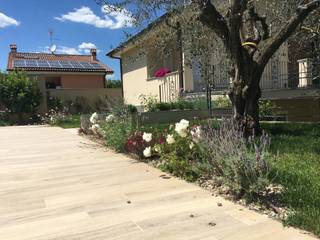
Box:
97;0;320;133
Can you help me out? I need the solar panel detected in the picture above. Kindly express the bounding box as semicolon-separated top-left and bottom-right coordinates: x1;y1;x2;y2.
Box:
60;61;73;68
70;62;82;68
48;61;61;68
13;59;105;70
90;63;102;69
80;62;92;68
37;61;50;67
13;60;26;68
25;60;38;67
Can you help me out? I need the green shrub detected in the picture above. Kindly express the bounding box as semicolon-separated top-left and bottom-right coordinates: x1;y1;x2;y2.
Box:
259;100;276;117
106;80;122;88
213;96;232;108
139;94;158;112
102;121;133;152
173;99;195;110
47;96;63;111
160;152;200;182
155;120;202;182
155;102;171;111
127;104;138;114
0;70;42;114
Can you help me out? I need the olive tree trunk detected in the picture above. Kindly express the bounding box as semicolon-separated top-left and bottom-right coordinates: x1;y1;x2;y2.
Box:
228;64;263;135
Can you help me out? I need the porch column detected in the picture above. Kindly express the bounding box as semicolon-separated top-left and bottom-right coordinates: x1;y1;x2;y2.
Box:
182;52;194;92
298;58;313;87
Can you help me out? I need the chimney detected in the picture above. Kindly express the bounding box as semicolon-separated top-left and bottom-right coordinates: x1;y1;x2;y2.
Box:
90;48;97;61
10;44;17;53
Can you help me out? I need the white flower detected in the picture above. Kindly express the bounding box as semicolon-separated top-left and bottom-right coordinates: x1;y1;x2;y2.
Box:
142;132;152;143
143;147;152;158
105;114;115;123
154;145;161;153
91;124;101;135
191;126;202;143
175;119;189;138
189;142;195;150
166;134;175;144
90;112;99;124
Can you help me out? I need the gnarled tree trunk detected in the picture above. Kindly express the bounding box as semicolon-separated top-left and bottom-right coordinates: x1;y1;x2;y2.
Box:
228;64;262;135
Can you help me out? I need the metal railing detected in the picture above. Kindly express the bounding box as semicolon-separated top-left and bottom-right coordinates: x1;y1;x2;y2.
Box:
191;61;320;92
158;71;180;103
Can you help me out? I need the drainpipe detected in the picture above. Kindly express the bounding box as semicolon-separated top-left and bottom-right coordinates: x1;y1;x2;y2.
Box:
177;23;184;92
108;55;124;99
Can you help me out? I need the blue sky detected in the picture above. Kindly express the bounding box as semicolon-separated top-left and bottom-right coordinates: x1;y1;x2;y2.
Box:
0;0;136;79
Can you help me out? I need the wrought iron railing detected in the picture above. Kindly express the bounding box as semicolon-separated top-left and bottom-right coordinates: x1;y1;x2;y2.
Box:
193;61;320;92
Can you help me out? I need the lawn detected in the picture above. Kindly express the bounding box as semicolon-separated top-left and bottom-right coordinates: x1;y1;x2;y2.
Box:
54;115;81;129
262;122;320;235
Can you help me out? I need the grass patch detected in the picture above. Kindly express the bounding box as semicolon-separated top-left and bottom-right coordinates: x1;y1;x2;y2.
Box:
54;115;81;129
262;122;320;236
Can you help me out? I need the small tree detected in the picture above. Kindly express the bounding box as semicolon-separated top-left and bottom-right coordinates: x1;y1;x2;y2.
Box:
0;70;42;114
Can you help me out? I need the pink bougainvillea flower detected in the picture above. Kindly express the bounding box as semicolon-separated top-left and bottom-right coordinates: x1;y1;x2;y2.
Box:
154;68;171;78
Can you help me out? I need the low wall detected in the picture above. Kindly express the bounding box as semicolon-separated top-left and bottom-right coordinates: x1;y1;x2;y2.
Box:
137;108;232;125
43;88;122;113
48;88;122;102
272;97;320;122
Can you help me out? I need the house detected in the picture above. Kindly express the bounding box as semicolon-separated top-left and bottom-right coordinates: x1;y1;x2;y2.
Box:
7;44;121;112
108;13;320;122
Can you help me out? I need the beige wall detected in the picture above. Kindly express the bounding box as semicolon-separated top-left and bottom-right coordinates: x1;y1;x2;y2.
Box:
61;74;104;89
122;47;166;105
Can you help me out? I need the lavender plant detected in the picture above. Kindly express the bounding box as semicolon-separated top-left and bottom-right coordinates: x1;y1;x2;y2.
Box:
199;119;272;198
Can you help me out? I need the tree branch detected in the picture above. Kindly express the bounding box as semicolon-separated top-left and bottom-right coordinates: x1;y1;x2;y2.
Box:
257;0;320;69
198;0;230;47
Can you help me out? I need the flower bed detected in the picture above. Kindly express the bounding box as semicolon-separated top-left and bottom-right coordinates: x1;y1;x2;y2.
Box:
81;111;320;237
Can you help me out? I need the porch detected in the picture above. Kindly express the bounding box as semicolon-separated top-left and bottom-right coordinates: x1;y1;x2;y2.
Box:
155;58;320;102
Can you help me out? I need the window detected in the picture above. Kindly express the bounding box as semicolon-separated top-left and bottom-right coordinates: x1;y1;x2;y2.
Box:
45;77;62;89
146;40;180;78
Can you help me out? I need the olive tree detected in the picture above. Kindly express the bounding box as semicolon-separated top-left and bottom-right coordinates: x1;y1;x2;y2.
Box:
96;0;320;133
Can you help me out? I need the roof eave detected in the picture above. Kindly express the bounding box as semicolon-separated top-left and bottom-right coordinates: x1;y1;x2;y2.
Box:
106;11;174;59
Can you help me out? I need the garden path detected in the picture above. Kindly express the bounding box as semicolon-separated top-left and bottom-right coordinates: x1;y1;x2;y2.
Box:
0;126;317;240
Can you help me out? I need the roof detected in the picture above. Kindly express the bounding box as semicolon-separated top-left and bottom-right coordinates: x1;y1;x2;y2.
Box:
107;12;173;58
7;51;114;74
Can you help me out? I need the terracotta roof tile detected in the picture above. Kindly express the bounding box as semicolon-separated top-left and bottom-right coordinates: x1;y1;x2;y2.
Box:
7;52;113;73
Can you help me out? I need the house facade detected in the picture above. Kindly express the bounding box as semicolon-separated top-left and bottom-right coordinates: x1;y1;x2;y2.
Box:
108;15;320;121
7;44;121;112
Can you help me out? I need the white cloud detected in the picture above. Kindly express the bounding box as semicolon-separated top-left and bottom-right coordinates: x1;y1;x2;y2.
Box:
106;74;115;80
40;42;99;55
55;5;133;29
78;42;97;50
0;12;20;28
78;42;98;54
57;46;80;55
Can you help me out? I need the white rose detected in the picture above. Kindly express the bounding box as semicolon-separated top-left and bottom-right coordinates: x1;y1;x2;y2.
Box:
166;134;175;145
91;124;100;135
105;114;115;123
90;112;99;124
143;147;152;158
189;142;195;150
175;119;190;138
179;119;189;128
154;145;161;153
142;132;152;143
191;126;202;143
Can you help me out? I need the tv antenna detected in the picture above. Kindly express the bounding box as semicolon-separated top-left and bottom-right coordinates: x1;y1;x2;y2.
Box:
49;29;57;54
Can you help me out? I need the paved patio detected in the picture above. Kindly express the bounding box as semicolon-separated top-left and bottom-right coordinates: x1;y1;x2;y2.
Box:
0;126;317;240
